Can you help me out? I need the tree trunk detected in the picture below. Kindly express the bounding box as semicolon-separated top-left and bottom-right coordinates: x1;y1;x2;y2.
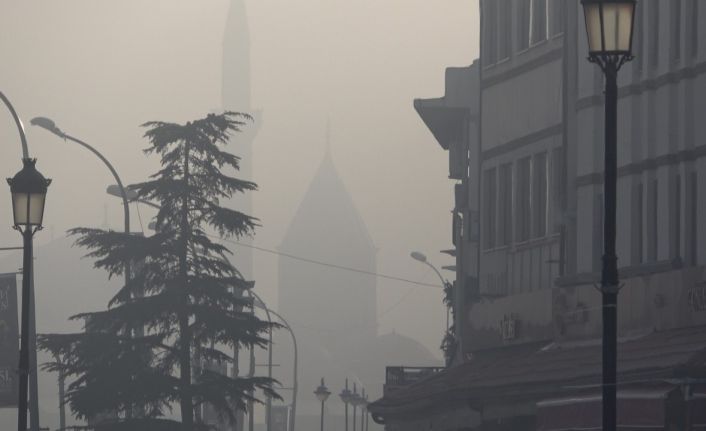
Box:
179;143;194;429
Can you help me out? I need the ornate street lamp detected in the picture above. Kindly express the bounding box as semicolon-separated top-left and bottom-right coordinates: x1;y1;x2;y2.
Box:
7;158;50;431
339;378;353;431
314;378;331;431
351;384;360;431
358;388;367;431
581;2;636;431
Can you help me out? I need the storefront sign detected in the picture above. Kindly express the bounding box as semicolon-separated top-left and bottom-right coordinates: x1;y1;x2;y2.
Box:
0;273;18;407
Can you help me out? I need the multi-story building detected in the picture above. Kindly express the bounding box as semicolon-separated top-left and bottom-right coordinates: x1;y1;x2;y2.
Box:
369;2;706;431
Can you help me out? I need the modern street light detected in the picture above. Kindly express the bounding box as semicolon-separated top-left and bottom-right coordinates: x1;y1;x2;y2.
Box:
30;117;131;237
580;2;636;431
7;158;50;431
410;251;451;332
31;116;144;420
314;378;330;431
339;378;353;431
245;288;274;431
250;293;299;431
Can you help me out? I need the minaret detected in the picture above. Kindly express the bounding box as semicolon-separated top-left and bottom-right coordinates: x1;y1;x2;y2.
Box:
222;0;259;282
221;2;259;431
222;0;251;111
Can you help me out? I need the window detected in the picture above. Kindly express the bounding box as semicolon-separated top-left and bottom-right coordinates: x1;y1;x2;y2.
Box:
499;163;513;246
649;0;660;68
549;0;565;36
483;0;498;65
498;0;511;60
632;183;644;265
484;168;497;249
671;0;682;62
518;0;531;50
533;153;548;238
531;0;547;45
516;157;532;242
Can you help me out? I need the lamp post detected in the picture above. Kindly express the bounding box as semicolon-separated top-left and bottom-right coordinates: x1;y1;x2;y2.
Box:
410;252;451;332
351;384;359;431
7;159;50;431
358;388;367;431
250;295;299;431
339;379;353;431
580;2;636;431
0;91;42;431
314;378;330;431
245;288;274;431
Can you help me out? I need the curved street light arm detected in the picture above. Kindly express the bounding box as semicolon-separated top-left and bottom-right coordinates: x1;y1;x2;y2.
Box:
0;91;29;159
62;134;130;235
251;297;298;431
423;261;446;287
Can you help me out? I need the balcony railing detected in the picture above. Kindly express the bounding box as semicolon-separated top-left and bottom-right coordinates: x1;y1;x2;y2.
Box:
384;366;444;394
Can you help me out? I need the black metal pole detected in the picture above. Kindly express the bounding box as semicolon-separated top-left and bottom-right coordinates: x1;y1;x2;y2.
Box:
319;400;324;431
602;61;619;431
344;402;348;431
18;228;33;431
359;405;364;431
352;404;357;431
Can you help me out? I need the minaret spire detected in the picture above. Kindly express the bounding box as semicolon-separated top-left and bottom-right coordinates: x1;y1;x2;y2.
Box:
222;0;251;111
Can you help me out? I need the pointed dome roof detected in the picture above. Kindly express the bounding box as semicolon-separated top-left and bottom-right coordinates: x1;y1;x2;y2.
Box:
280;147;375;256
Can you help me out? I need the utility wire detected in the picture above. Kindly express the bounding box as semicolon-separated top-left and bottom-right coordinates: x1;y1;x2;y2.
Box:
216;236;443;289
134;202;444;289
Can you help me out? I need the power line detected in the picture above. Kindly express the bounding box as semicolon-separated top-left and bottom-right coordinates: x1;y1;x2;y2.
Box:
133;202;444;289
217;236;444;289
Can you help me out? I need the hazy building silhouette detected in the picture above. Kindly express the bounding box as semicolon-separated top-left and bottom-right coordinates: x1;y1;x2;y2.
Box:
275;131;439;430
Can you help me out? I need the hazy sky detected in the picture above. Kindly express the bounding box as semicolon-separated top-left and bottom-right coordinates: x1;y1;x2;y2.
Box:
0;0;479;357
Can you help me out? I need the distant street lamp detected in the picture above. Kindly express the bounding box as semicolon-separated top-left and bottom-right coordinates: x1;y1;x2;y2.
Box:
7;158;50;431
339;378;353;431
358;388;367;431
580;2;636;431
314;378;331;431
410;251;451;331
350;384;360;431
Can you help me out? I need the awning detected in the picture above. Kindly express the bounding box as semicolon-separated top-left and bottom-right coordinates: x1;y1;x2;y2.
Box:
369;326;706;420
537;386;674;431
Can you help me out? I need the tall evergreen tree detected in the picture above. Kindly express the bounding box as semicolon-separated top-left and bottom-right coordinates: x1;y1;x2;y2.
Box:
40;112;277;430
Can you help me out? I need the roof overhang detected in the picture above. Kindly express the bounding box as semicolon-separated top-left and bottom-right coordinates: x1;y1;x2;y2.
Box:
413;99;469;150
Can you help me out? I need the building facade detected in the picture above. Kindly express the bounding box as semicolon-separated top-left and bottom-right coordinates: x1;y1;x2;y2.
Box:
370;1;706;430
